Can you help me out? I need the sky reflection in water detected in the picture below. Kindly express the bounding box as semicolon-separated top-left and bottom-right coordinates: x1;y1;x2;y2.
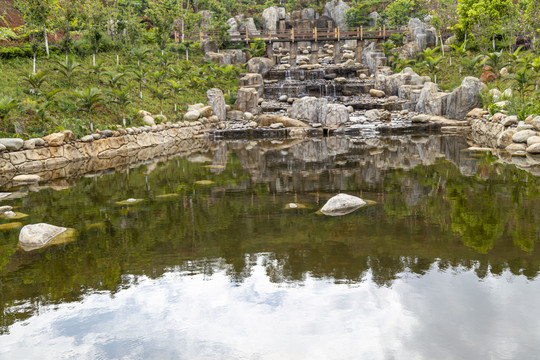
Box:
1;255;539;360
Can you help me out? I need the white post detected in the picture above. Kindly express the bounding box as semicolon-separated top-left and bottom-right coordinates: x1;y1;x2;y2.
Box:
44;27;49;57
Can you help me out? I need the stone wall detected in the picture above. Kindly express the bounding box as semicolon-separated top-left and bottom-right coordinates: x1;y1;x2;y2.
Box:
0;122;209;188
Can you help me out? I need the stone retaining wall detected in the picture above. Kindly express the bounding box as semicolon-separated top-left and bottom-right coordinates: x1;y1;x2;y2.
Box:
0;123;208;188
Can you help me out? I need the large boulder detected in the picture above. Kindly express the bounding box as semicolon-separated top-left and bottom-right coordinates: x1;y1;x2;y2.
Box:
415;82;447;116
445;77;483;120
290;97;328;124
375;67;425;96
415;77;482;120
323;0;351;28
227;17;240;36
262;6;286;32
248;57;274;76
201;39;218;54
324;104;350;127
408;18;436;50
320;193;367;216
19;223;69;251
239;73;264;97
258;115;308;128
367;12;380;28
207;88;227;121
362;42;387;74
234;88;259;114
0;138;23;151
398;41;421;60
43;132;65;147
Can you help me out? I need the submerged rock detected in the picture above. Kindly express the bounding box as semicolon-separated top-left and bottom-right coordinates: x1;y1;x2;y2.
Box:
320;193;367;216
19;223;74;252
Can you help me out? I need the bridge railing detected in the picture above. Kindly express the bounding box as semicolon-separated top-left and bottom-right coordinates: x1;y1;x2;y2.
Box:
179;25;409;44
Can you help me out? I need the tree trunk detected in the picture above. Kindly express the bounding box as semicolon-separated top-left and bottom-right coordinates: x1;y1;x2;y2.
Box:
33;51;37;74
440;35;445;57
464;33;467;50
93;53;96;67
492;35;495;51
44;27;49;57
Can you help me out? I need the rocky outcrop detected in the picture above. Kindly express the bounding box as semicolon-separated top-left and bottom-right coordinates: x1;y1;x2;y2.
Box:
375;67;425;96
323;0;351;28
363;42;387;74
290;97;349;127
367;12;380;28
248;57;274;76
234;88;259;114
207;88;226;121
320;193;367;216
204;50;246;66
325;104;350;127
408;18;436;50
397;41;421;60
262;6;287;32
445;77;483;120
239;73;264;97
415;77;482;120
290;97;328;124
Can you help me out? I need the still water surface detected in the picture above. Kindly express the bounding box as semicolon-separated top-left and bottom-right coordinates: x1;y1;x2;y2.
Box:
0;135;539;359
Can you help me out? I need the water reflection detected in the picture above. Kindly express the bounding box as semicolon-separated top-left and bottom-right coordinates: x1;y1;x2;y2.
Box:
1;255;539;359
0;135;539;354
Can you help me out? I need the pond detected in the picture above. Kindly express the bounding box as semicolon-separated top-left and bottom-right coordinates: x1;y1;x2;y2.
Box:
0;135;539;359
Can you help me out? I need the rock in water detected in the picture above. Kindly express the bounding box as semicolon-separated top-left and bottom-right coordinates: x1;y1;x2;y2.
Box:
19;223;68;251
320;193;367;216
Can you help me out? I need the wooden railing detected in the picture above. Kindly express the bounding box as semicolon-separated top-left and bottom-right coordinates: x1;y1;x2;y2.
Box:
178;25;409;44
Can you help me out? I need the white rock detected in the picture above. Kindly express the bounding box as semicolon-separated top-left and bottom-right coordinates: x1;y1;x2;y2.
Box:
320;193;367;216
142;115;156;126
12;174;40;184
19;223;68;251
184;111;200;121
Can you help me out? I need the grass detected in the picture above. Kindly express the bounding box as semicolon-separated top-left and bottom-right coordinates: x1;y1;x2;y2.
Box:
0;48;243;139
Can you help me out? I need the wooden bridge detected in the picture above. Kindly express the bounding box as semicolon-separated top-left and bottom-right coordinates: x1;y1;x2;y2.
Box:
181;25;408;44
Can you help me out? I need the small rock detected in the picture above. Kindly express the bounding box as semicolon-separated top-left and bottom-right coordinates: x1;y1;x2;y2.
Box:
198;106;213;118
288;203;298;209
320;194;367;216
62;130;76;142
92;134;101;140
502;88;513;99
0;206;13;213
412;114;430;123
100;130;113;138
0;144;5;151
248;121;258;128
184;111;200;121
142;115;156;126
269;122;284;129
516;124;534;131
512;130;537;143
501;116;518;127
347;106;354;114
369;89;385;98
23;139;36;150
18;223;70;251
43;132;65;147
3;211;16;218
81;135;94;142
335;77;347;84
531;116;540;131
244;112;254;121
467;108;485;118
527;136;540;147
312;123;323;128
12;174;40;184
527;143;540;154
279;95;288;102
138;110;152;117
0;138;24;151
500;68;509;77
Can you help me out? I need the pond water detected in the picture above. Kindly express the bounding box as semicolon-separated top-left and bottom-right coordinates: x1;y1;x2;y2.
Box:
0;135;539;359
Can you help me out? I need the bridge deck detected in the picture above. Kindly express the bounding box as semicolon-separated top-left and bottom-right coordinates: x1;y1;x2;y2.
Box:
180;26;408;44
